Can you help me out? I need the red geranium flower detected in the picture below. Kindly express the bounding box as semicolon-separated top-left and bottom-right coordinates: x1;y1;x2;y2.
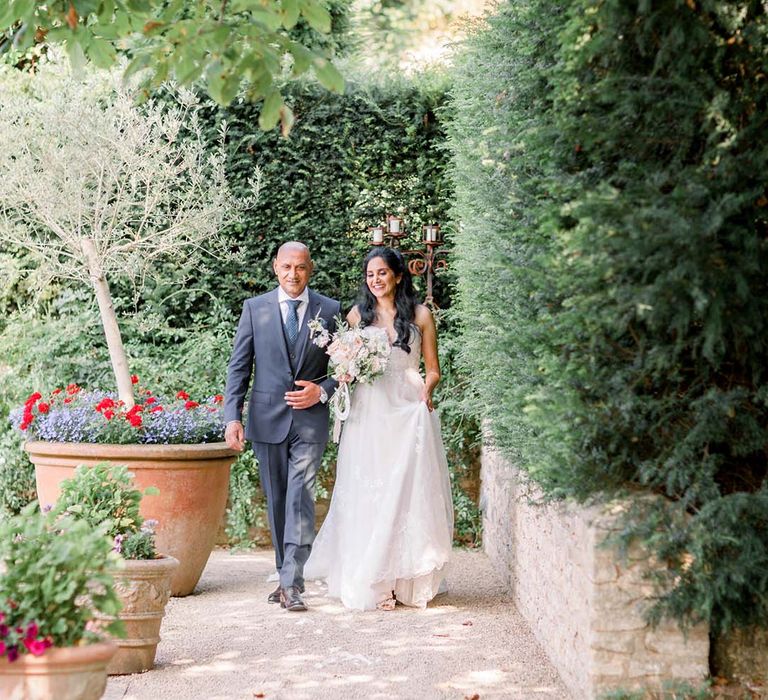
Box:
213;394;224;404
63;397;73;404
128;414;142;428
184;400;199;410
176;390;189;400
103;409;115;420
66;383;79;394
37;402;50;414
51;388;62;396
145;397;157;405
95;398;116;413
24;392;42;407
149;406;163;413
131;375;139;385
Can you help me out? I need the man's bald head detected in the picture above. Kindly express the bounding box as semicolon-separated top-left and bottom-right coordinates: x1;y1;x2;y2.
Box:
276;241;311;260
273;241;313;298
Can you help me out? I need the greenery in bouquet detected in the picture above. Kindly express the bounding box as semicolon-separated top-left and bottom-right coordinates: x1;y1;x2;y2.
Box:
10;377;225;445
0;503;122;662
54;464;160;561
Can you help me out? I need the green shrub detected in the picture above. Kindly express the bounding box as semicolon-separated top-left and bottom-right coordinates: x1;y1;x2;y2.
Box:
449;0;768;631
0;503;123;649
54;464;159;560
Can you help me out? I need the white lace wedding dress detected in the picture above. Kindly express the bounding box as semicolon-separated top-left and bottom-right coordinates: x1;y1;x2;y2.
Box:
305;325;454;610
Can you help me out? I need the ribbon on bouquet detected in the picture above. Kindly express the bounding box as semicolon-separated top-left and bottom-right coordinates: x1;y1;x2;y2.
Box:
330;381;351;443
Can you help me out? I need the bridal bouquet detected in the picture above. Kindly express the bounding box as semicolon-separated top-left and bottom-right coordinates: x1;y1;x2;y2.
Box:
309;315;391;440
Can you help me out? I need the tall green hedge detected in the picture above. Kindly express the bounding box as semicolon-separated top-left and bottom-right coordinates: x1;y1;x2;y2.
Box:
449;0;768;631
1;73;482;544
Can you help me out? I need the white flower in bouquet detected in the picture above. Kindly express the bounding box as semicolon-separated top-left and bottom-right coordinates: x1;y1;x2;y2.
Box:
309;314;391;440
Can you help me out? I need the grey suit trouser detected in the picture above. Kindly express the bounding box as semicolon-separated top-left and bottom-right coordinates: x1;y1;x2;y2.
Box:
253;426;326;590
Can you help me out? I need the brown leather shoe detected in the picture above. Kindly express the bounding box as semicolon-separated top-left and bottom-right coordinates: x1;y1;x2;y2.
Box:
280;586;307;611
267;585;282;604
268;583;305;604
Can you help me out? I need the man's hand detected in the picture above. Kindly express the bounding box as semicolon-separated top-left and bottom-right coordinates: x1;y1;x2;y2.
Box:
225;421;246;452
285;380;321;410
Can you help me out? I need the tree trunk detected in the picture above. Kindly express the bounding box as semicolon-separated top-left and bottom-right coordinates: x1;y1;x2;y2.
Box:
81;238;135;408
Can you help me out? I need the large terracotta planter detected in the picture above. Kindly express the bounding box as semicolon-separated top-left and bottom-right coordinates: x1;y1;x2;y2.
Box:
0;641;116;700
100;555;180;675
26;441;236;596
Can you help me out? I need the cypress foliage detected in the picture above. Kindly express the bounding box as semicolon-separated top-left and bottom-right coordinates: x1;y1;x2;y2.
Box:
449;0;768;631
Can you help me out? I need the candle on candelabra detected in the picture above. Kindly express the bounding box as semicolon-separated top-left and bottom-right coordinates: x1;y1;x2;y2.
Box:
388;216;401;234
370;226;384;244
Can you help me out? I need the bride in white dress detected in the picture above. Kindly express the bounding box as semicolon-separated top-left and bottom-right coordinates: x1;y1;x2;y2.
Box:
306;247;454;611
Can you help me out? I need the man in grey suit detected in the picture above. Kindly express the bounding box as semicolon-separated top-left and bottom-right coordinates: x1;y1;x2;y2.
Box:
224;242;340;611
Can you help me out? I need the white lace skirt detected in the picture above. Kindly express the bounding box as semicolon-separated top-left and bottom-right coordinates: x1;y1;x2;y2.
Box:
305;367;454;611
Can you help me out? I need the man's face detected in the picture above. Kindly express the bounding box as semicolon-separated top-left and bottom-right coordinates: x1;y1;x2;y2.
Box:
273;248;313;298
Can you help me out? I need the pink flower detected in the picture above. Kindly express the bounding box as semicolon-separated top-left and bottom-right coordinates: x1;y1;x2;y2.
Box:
23;638;48;657
6;645;18;662
0;641;5;656
24;622;38;639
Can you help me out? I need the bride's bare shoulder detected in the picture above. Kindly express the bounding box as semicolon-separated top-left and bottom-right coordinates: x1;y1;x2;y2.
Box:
346;305;362;325
414;304;434;328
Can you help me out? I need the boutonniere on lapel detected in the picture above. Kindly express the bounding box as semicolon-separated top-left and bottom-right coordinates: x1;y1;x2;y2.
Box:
308;311;331;347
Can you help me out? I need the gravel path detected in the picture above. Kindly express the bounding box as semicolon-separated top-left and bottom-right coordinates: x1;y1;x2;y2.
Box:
104;548;570;700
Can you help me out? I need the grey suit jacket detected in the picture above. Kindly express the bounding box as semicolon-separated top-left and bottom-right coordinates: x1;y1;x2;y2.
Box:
224;287;341;444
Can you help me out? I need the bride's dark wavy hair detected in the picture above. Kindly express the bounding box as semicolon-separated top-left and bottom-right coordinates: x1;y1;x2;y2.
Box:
357;247;418;353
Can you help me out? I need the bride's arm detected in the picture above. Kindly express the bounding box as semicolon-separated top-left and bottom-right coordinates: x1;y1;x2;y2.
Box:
415;304;440;411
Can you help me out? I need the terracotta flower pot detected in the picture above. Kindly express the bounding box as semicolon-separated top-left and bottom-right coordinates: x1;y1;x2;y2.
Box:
26;441;237;596
99;555;180;675
0;641;116;700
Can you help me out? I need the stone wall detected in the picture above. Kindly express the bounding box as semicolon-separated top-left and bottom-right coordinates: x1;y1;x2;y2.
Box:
480;441;709;699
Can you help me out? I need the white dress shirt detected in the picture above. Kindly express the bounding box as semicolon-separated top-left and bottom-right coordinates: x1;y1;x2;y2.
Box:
277;286;310;327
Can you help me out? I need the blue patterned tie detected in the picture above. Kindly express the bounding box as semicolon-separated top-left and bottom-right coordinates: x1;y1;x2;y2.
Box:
285;299;301;347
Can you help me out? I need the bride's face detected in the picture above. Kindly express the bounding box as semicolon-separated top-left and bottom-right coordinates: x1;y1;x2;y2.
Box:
366;257;401;300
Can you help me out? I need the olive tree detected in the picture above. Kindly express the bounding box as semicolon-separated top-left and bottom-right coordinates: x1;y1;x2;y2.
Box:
0;56;259;407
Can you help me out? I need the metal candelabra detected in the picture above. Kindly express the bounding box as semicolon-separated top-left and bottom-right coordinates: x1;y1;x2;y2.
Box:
368;216;447;308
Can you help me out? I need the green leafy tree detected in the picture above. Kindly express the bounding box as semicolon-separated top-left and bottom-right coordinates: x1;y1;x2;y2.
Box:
0;0;346;132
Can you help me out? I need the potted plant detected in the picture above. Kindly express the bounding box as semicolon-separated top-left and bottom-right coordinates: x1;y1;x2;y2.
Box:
11;380;231;597
0;503;121;700
0;59;251;594
53;463;180;675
